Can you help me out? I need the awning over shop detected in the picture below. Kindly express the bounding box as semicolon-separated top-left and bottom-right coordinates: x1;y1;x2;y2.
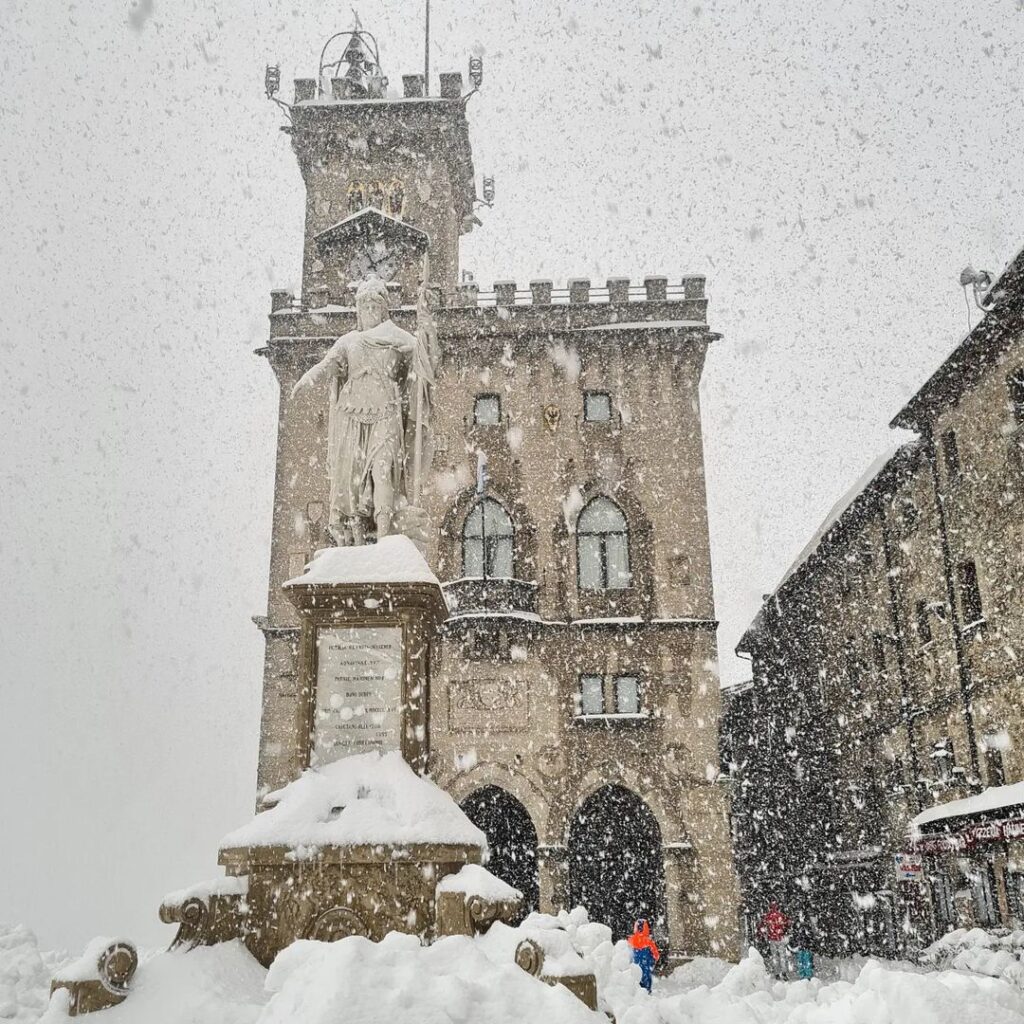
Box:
910;781;1024;854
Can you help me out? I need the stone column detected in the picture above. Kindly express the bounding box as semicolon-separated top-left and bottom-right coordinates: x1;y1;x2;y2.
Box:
538;845;569;914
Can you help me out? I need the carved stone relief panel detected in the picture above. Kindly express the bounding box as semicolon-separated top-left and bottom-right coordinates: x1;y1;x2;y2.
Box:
448;677;528;734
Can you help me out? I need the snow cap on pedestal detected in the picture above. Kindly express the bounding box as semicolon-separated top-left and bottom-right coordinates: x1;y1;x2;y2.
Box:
219;750;485;851
284;535;440;589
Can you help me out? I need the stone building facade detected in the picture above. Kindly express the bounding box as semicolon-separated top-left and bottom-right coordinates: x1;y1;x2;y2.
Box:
252;36;739;959
731;246;1024;955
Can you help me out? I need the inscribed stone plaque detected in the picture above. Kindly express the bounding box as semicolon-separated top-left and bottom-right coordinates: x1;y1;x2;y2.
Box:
313;625;403;765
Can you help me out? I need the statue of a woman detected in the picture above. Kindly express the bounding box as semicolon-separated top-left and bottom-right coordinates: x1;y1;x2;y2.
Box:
291;278;416;545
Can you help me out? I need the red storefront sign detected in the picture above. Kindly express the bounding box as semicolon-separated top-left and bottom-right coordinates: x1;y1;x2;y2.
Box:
914;817;1024;853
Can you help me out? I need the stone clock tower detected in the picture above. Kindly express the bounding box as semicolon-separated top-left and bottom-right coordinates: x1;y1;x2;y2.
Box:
283;36;476;307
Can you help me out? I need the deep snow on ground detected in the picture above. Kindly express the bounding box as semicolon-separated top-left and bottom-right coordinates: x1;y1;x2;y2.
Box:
4;916;1024;1024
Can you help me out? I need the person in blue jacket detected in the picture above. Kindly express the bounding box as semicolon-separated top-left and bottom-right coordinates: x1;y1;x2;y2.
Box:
628;919;661;993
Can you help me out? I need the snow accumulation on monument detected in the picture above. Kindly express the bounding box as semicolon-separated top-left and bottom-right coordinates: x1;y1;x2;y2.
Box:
219;750;485;851
283;534;440;589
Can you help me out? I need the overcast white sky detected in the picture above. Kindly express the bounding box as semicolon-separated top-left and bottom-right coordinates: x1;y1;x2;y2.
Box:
1;0;1022;951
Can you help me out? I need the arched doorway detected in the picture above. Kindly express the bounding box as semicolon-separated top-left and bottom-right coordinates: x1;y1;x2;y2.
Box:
568;784;666;941
460;786;540;918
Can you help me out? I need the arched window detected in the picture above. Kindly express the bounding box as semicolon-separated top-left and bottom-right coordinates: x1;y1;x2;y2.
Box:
577;497;630;591
462;497;514;578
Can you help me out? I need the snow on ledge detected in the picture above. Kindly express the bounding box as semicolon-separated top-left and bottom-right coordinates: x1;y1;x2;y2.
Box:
219;751;485;851
437;864;522;902
911;780;1024;830
284;535;439;588
162;876;248;909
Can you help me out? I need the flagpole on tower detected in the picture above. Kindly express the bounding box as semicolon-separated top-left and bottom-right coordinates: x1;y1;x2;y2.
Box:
424;0;430;95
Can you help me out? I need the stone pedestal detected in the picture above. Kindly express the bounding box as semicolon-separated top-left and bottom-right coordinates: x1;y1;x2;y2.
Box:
218;841;483;967
283;539;448;774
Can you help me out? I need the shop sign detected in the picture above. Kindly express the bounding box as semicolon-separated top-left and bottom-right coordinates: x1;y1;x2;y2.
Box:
915;816;1024;853
893;852;924;881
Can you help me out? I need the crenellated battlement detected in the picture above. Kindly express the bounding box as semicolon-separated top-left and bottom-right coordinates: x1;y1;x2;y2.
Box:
270;275;707;316
450;275;705;308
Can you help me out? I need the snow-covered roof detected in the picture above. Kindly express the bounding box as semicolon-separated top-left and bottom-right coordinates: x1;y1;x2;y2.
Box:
219;751;485;851
911;780;1024;831
773;437;914;593
284;535;440;588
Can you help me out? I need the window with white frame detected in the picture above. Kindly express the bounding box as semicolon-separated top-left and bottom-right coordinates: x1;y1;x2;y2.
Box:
577;496;630;591
473;393;501;426
462;497;514;578
583;391;612;423
577;673;642;717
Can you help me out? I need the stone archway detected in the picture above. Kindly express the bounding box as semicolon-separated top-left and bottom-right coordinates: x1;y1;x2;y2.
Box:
460;786;540;918
568;784;666;941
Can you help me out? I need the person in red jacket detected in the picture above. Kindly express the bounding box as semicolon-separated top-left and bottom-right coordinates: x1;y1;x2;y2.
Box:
757;902;792;979
628;919;661;993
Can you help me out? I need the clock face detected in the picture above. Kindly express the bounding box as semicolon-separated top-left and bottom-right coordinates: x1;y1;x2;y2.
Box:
347;237;400;282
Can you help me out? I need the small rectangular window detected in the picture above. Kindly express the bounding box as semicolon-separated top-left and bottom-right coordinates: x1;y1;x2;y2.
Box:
614;675;640;714
583;391;612;423
580;674;604;716
931;737;955;780
984;745;1006;788
941;428;961;481
959;559;984;625
898;498;919;534
871;634;889;673
473;394;501;426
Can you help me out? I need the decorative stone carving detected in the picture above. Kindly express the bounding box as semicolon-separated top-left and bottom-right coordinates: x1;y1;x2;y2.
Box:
50;941;138;1017
448;677;528;733
218;842;483;967
514;937;545;976
159;894;246;950
513;938;598;1011
435;889;523;937
307;906;370;942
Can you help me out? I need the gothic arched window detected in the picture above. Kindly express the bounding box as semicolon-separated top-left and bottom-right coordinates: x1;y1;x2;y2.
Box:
577;497;630;591
462;497;514;578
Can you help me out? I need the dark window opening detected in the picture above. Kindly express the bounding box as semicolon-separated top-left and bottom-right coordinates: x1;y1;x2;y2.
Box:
1008;367;1024;425
959;559;983;625
984;745;1006;788
915;599;933;644
941;428;962;481
931;737;955;781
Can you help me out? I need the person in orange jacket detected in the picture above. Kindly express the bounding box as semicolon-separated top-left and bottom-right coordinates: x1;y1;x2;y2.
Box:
757;902;792;979
628;919;661;993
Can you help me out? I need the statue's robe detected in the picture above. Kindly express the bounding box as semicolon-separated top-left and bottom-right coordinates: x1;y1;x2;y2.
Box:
321;319;416;523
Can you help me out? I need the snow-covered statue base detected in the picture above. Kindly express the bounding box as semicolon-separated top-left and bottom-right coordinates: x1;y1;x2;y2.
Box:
203;751;504;966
